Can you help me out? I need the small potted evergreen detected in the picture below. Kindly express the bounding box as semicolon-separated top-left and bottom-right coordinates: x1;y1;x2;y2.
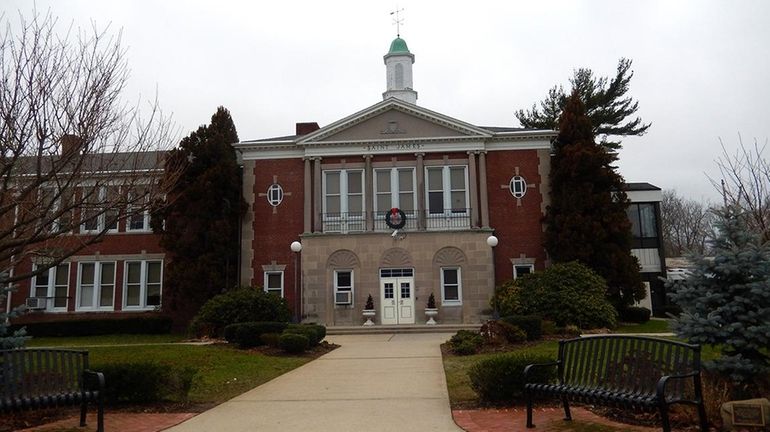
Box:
362;294;375;326
425;292;438;325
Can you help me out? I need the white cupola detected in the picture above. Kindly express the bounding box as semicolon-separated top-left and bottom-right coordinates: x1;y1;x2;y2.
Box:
383;37;417;104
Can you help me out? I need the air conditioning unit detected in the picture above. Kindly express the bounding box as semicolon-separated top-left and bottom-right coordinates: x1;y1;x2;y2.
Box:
335;291;352;305
25;297;47;310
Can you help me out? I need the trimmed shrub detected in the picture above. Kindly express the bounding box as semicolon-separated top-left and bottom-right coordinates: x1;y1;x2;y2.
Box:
620;306;651;323
449;330;483;355
562;325;581;337
480;320;526;345
260;332;281;348
541;320;558;335
223;323;242;343
190;287;291;337
499;322;527;344
98;362;197;404
279;333;309;354
490;279;520;317
469;352;556;403
500;315;542;341
12;315;173;337
284;324;325;347
515;262;618;329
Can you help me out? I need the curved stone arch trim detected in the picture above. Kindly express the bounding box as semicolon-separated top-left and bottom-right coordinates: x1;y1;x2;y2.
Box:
327;249;361;269
433;246;467;266
380;247;413;268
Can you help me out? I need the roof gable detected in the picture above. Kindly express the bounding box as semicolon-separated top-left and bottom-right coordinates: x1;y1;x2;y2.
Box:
298;99;491;144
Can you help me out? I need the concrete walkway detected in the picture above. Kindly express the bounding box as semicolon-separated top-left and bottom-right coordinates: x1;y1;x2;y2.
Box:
166;332;462;432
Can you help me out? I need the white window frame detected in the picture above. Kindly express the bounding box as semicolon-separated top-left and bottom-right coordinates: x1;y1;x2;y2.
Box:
126;190;152;232
440;267;462;306
263;271;284;297
30;263;70;311
333;269;354;305
80;186;119;234
76;261;116;311
373;167;416;213
425;166;469;216
266;183;284;207
322;169;365;232
509;175;528;199
123;260;163;310
513;264;535;279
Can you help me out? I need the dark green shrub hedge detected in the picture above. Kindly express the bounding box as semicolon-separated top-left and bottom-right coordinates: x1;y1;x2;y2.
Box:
500;315;542;341
468;352;556;403
279;333;309;354
284;324;325;347
190;287;291;337
515;262;618;329
449;330;483;355
224;322;289;347
98;362;197;404
620;306;651;323
11;316;173;337
260;332;281;348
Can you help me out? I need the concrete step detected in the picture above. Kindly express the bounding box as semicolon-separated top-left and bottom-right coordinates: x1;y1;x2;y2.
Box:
327;323;481;335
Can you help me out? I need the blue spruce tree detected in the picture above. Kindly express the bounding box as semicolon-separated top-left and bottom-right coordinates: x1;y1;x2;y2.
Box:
668;206;770;385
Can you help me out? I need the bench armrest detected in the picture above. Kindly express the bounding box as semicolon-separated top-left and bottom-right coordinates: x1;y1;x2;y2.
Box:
83;369;105;392
523;361;560;383
656;371;699;400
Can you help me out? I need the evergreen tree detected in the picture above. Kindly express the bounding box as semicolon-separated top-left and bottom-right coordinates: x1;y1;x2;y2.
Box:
153;107;246;324
668;206;770;385
544;92;644;310
515;58;650;151
0;273;29;349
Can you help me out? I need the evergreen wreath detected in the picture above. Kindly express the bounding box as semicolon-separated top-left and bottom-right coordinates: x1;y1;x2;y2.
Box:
385;207;407;229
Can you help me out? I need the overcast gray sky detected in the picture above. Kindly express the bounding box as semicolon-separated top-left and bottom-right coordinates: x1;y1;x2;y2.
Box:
4;0;769;202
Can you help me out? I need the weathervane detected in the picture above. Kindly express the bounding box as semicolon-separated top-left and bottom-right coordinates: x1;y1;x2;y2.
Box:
390;7;404;37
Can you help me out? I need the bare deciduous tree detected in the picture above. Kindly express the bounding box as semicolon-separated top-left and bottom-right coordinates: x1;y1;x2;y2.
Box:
0;10;179;286
711;136;770;242
660;190;713;257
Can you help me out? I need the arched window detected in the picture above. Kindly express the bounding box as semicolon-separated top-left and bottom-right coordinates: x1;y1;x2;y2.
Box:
509;176;527;199
267;183;284;206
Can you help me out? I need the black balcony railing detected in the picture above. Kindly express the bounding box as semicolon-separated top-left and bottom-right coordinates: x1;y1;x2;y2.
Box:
319;209;472;233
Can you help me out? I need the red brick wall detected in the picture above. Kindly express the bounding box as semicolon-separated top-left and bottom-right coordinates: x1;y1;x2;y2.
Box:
250;158;305;317
485;149;548;283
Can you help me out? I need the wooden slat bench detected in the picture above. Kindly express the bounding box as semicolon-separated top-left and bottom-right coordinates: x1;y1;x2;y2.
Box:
524;335;708;432
0;348;105;432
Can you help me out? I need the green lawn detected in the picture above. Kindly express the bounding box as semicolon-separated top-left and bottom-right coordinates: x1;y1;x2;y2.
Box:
26;333;188;347
86;344;312;404
615;319;671;334
24;335;315;405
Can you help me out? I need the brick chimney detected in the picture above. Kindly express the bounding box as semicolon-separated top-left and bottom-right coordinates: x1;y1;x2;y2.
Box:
295;122;320;136
60;134;83;155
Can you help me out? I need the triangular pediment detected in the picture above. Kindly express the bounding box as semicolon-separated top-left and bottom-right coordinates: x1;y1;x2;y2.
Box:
298;99;491;144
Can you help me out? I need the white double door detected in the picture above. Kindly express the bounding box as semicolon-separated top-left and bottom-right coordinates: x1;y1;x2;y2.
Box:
380;277;415;325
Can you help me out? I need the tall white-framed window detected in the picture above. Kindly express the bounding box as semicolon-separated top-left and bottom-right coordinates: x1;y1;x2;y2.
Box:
334;269;353;305
440;267;462;305
513;264;534;279
127;188;152;232
323;169;365;232
426;166;468;214
264;271;284;297
76;261;115;311
124;260;163;310
374;168;416;224
80;186;119;233
30;263;70;311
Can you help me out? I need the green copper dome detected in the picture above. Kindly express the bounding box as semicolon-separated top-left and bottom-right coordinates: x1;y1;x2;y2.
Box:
388;37;410;54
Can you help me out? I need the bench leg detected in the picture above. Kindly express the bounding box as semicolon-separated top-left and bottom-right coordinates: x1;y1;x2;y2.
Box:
526;392;535;428
97;397;105;432
659;403;671;432
561;396;572;421
79;399;87;427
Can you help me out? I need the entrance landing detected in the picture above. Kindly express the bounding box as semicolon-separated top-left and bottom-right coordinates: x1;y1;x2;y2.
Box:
327;323;481;335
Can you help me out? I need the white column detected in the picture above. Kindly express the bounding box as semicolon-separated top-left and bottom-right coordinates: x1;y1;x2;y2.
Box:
479;151;490;228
